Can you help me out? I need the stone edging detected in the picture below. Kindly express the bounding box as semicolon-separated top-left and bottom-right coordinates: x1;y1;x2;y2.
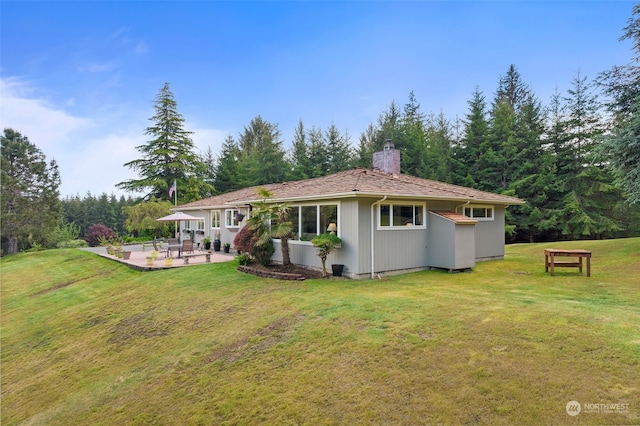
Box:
237;265;306;281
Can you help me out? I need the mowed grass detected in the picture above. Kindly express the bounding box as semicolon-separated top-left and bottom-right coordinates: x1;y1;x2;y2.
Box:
2;239;639;425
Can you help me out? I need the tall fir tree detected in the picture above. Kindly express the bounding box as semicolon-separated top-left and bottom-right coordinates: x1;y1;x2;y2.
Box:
453;87;489;187
399;91;428;176
214;135;241;194
289;119;312;180
554;72;622;238
324;123;353;174
597;3;640;205
508;92;558;242
237;116;289;187
353;123;376;169
307;126;329;177
201;146;217;197
1;128;61;254
423;112;454;183
117;83;211;203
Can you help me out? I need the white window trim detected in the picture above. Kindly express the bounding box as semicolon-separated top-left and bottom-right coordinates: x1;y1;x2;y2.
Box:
276;202;340;244
225;209;240;228
211;210;221;228
377;202;427;230
459;204;494;221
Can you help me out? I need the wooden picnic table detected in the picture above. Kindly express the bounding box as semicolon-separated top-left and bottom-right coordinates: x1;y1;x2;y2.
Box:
544;248;591;277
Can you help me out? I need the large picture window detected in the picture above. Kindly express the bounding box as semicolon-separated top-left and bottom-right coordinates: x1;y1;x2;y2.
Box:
286;203;339;241
378;203;425;229
462;205;494;221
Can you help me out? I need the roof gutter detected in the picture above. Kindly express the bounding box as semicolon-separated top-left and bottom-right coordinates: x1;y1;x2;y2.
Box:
370;195;387;279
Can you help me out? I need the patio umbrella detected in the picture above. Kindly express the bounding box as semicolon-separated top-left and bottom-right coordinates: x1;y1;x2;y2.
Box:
155;211;200;222
156;211;200;240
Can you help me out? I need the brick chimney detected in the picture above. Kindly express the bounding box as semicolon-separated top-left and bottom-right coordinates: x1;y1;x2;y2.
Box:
373;140;400;175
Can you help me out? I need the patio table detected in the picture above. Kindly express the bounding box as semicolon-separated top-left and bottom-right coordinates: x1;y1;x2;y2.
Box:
167;244;183;258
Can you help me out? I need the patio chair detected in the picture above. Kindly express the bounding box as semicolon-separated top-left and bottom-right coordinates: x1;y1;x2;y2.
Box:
152;240;169;258
182;239;194;255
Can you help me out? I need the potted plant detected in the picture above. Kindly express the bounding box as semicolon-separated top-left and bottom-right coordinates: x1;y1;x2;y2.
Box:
213;230;221;252
223;243;231;253
164;256;173;266
311;233;342;278
122;250;132;260
203;237;211;250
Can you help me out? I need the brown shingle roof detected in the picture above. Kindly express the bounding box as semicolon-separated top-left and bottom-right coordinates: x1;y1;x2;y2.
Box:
430;210;478;224
176;168;524;210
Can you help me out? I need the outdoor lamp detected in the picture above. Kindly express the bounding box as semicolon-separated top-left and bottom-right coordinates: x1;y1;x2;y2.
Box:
327;222;337;235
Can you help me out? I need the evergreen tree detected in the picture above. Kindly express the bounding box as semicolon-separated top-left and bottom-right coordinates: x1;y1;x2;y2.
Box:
479;65;530;192
307;126;329;177
214;135;241;194
324;123;353;174
373;101;402;151
289;119;312;180
597;3;640;204
399;92;428;176
237;116;289;187
201;146;217;197
477;98;515;191
509;92;558;242
423;112;454;183
453;87;489;187
117;83;210;203
353;123;376;169
1;128;61;254
555;73;622;238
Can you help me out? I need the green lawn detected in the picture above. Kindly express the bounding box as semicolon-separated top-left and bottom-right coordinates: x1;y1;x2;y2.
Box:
2;239;639;425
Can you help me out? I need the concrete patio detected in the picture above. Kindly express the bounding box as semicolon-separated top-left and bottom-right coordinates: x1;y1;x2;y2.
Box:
82;245;235;271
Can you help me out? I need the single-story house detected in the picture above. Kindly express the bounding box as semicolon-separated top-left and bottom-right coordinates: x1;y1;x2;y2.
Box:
173;143;524;279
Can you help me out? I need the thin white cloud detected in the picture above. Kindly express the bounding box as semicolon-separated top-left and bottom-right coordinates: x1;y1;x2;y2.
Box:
78;62;118;73
190;125;230;157
0;76;139;196
1;77;239;197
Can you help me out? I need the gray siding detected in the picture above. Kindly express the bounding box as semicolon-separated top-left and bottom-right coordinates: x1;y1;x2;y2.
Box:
184;199;508;278
427;212;476;270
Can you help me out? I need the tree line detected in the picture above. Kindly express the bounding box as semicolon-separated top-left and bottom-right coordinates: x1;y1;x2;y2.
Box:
2;5;638;254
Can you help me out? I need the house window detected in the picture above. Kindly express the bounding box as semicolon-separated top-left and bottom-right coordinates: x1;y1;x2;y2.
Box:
197;219;205;231
225;209;240;228
211;210;221;228
378;203;425;229
287;203;339;241
462;205;494;221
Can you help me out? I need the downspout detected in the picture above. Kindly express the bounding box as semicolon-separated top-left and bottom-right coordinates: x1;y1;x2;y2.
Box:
370;195;387;279
455;200;471;213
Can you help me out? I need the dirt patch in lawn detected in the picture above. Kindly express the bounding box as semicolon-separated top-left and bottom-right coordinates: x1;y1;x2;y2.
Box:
205;313;305;364
108;311;170;349
31;271;114;296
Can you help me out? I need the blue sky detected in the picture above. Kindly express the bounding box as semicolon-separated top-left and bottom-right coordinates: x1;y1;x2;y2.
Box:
1;1;636;197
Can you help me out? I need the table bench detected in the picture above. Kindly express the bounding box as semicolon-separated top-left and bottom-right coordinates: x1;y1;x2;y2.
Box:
544;249;591;277
182;252;212;265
